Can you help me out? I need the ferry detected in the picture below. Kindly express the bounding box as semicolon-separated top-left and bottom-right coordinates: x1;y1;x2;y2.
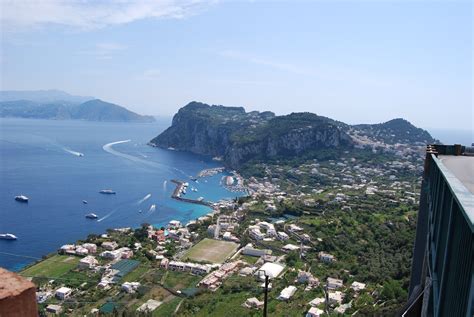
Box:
14;195;29;202
99;189;116;195
0;233;18;240
85;213;98;219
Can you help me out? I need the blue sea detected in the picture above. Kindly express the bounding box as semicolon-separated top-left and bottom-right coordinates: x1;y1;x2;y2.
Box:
0;118;243;271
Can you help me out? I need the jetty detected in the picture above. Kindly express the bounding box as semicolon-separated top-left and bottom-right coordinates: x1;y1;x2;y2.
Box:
170;179;212;206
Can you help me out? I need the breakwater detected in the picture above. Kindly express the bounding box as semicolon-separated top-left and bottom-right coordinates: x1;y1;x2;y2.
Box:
170;179;212;206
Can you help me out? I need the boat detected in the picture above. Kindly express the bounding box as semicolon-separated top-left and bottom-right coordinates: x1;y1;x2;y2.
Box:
0;233;18;240
85;213;98;219
14;195;29;202
197;197;204;202
99;189;116;194
82;200;88;204
191;187;198;192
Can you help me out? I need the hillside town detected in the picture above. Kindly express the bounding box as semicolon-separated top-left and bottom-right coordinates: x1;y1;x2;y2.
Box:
16;140;426;316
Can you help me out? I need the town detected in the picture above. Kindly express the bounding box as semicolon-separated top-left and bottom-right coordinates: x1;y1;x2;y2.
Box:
19;142;424;316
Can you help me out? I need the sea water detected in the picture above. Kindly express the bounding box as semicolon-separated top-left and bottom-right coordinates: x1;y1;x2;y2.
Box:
0;118;243;271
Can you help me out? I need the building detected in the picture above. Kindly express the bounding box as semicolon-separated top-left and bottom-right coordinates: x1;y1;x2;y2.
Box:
242;244;272;257
82;243;97;253
102;241;118;250
328;291;344;305
55;287;72;300
244;297;264;309
78;256;99;269
350;281;366;292
46;304;63;314
318;251;335;263
306;307;324;317
0;268;38;317
122;282;141;293
406;145;473;317
327;277;343;290
278;285;297;300
256;262;285;279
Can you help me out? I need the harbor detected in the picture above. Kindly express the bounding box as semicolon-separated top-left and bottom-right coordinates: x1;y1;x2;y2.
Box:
170;179;212;206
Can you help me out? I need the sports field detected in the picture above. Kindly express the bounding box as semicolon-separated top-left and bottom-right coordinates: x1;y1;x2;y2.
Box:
21;255;80;278
184;238;239;264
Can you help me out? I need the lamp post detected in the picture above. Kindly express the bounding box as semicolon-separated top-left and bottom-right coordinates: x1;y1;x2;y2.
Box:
258;269;269;317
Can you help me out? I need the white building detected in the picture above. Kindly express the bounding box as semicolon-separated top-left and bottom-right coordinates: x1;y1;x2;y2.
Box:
318;251;335;263
55;287;72;300
244;297;264;309
256;262;285;280
306;307;324;317
278;232;289;241
328;291;344;305
278;285;297;300
78;256;98;270
351;281;366;292
82;243;97;253
46;304;63;314
309;297;325;307
75;246;89;256
242;244;272;257
122;282;141;293
102;241;118;250
327;277;343;290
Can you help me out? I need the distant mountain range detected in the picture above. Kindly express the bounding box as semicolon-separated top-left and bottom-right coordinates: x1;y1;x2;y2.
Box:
0;90;155;122
150;101;437;168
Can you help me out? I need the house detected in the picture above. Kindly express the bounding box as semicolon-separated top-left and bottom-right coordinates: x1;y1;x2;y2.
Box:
242;244;272;257
82;243;97;253
278;232;289;241
46;304;63;314
101;241;118;251
244;297;264;309
278;285;297;300
55;287;72;300
282;244;300;251
168;220;181;229
160;258;169;269
297;271;319;286
334;303;351;314
306;307;324;317
75;246;89;256
249;228;265;240
100;250;122;260
97;280;110;289
59;244;75;254
121;282;141;293
288;224;303;232
327;277;343;290
328;291;344;305
137;299;162;312
318;251;335;263
78;256;98;270
309;297;325;307
351;281;366;292
256;262;285;279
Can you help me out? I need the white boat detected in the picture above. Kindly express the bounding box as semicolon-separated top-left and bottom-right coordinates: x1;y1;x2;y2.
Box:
0;233;18;240
85;213;98;219
14;195;29;202
99;189;116;194
82;200;88;204
191;187;198;192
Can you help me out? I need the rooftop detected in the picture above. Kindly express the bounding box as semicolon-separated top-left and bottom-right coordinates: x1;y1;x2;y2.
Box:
438;155;474;194
0;268;35;300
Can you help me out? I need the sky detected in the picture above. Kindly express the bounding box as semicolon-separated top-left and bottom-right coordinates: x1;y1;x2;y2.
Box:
0;0;472;131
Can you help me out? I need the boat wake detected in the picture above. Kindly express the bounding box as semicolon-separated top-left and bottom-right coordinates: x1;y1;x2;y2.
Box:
138;193;152;204
102;140;190;179
148;204;156;213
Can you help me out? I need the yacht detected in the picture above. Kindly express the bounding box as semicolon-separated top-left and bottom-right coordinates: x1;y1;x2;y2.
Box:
99;189;116;194
85;213;98;219
0;233;18;240
14;195;29;202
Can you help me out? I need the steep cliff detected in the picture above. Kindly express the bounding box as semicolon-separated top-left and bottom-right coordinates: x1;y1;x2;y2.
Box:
150;102;353;168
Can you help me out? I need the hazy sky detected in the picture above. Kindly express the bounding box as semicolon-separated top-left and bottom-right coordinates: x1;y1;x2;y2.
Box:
1;0;472;130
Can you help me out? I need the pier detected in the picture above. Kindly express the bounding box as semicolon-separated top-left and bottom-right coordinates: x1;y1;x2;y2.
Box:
170;179;212;206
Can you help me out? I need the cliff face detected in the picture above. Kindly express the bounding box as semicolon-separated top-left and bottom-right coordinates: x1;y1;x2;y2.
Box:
150;102;353;168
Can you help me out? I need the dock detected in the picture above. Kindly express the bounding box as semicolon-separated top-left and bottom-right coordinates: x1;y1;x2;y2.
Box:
170;179;212;206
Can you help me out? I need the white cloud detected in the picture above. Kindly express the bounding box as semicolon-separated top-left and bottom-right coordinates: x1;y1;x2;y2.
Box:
1;0;216;31
219;50;308;75
78;42;127;60
136;68;161;80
